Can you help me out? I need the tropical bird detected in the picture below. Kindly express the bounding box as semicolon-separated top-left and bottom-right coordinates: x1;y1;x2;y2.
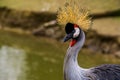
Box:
63;22;120;80
57;0;120;80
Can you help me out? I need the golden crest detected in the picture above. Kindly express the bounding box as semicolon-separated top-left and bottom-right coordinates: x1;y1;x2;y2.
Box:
57;0;92;31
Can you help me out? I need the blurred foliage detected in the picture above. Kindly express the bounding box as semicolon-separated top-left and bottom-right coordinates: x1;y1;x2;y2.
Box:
0;7;56;29
0;0;61;12
0;0;120;13
0;0;120;79
0;29;120;68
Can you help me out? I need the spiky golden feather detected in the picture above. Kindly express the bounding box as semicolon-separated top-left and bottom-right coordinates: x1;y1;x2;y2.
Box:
57;0;92;31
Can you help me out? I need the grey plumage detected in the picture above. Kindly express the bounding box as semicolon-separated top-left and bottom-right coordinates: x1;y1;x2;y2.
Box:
88;64;120;80
63;24;120;80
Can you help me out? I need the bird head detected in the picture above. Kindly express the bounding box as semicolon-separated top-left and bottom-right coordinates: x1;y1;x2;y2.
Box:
63;23;81;47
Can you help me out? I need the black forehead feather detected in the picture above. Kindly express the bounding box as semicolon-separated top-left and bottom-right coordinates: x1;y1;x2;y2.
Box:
65;23;74;34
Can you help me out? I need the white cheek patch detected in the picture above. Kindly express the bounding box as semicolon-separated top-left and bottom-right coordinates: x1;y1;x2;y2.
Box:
73;28;80;38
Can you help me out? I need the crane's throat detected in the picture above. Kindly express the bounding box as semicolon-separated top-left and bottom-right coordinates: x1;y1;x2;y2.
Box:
70;39;77;47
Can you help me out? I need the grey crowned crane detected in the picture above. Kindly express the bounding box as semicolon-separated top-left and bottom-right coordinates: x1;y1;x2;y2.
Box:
63;23;120;80
57;0;120;80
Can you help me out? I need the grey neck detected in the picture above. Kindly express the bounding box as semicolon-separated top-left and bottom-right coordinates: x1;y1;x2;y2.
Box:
63;30;85;80
64;30;85;67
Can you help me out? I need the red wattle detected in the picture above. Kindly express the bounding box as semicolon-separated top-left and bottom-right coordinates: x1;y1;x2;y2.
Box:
74;24;79;28
70;39;77;47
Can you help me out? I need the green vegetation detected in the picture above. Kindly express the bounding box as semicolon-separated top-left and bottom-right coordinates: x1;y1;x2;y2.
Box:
0;30;120;80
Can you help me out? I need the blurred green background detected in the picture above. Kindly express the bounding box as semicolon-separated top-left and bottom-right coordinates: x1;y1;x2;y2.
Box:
0;0;120;80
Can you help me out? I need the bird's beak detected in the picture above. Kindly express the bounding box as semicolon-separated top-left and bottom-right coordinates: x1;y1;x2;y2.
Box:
63;30;75;42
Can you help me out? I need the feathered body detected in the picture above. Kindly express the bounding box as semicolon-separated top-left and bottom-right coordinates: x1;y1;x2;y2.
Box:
57;0;120;80
90;64;120;80
63;29;120;80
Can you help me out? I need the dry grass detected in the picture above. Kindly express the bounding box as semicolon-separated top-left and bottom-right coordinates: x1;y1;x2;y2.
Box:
0;0;120;13
0;0;60;12
77;0;120;14
92;18;120;36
